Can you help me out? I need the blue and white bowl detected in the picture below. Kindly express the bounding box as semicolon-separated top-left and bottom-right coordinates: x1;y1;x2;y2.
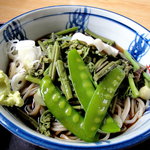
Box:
0;5;150;150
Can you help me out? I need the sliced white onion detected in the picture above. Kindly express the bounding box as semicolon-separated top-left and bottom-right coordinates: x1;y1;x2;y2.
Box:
71;32;94;45
71;32;118;57
15;40;35;50
11;69;26;91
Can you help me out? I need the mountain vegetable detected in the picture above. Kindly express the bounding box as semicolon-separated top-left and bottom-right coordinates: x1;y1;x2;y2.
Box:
48;41;60;81
123;50;140;71
56;27;78;36
128;74;139;98
56;60;73;100
38;110;52;136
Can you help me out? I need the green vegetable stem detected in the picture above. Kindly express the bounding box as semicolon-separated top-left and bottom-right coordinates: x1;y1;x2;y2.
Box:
38;40;47;51
49;41;60;81
25;75;41;85
139;74;150;100
143;72;150;82
55;27;78;36
85;28;115;46
94;60;121;81
56;60;73;100
128;74;139;98
123;50;140;71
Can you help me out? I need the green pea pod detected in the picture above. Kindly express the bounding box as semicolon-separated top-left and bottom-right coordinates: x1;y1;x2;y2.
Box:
84;67;125;138
40;76;98;142
100;115;120;133
68;49;121;133
68;49;95;110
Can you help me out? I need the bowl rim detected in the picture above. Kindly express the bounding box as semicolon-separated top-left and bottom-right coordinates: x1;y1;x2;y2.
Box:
0;5;150;150
1;112;150;150
0;5;149;33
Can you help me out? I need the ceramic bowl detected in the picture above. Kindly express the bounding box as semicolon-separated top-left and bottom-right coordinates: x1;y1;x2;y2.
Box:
0;5;150;150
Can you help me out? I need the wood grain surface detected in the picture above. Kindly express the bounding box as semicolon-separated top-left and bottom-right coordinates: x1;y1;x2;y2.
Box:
0;0;149;30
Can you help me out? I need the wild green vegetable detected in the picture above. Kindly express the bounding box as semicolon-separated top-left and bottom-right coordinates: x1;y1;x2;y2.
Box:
38;110;52;136
38;40;47;51
25;75;41;85
55;27;78;36
143;72;150;81
48;41;60;81
56;60;73;100
123;50;140;71
94;60;121;81
128;74;139;98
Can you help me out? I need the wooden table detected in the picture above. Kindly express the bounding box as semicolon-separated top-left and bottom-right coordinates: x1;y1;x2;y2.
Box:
0;0;150;30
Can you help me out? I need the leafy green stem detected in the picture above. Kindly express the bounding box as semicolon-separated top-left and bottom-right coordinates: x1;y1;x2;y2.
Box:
128;74;139;98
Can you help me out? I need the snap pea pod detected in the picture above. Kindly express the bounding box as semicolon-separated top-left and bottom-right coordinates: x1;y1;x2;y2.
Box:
56;60;73;100
68;49;95;110
68;49;121;133
40;76;98;142
100;115;120;133
84;67;125;138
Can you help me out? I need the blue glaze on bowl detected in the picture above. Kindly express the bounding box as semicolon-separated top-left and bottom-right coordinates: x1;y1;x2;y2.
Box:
128;33;150;61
